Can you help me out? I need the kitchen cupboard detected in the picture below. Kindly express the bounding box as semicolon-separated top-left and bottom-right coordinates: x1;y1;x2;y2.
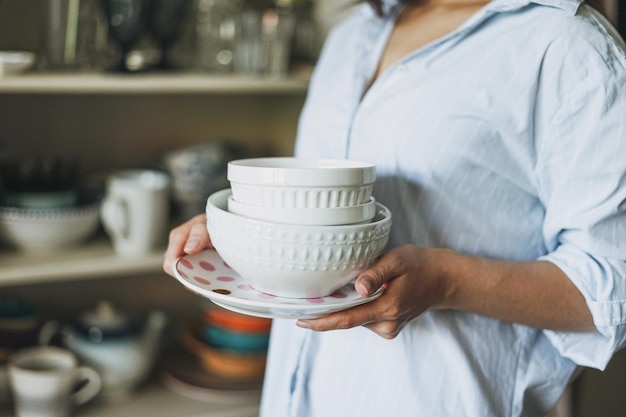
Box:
0;2;309;416
1;1;625;417
0;76;307;417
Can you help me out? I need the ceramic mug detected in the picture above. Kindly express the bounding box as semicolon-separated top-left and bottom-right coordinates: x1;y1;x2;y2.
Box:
8;346;101;417
100;170;170;257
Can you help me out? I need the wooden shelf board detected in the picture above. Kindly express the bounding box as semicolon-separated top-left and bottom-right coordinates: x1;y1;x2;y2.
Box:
0;237;164;286
0;72;311;95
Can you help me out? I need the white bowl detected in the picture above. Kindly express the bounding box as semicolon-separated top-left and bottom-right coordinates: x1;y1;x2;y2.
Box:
0;51;36;77
227;192;376;225
0;203;100;254
228;157;375;208
206;189;391;298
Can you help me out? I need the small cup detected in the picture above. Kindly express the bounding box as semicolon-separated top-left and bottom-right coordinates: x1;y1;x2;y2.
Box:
8;346;101;417
100;170;170;257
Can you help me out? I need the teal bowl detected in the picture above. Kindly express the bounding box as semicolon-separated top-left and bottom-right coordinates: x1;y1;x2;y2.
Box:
201;325;270;352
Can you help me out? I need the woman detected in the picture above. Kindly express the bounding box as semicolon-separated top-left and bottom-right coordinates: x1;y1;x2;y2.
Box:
164;0;626;415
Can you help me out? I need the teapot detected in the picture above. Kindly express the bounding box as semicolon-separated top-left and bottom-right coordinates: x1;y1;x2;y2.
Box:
39;301;167;401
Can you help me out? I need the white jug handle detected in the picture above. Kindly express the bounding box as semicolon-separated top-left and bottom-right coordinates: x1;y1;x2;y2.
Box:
73;366;102;406
100;197;129;239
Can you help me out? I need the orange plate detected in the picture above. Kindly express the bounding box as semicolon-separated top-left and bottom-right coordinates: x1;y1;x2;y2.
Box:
180;325;267;381
204;307;272;333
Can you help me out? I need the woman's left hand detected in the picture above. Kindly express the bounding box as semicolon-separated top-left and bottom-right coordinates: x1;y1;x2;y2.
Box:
296;244;453;339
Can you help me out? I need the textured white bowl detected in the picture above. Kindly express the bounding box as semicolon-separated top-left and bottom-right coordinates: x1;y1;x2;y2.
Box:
0;203;100;254
227;192;376;225
229;182;374;209
228;157;375;208
206;189;391;298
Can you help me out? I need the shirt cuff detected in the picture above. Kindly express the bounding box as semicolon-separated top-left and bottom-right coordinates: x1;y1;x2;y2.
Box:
539;246;626;369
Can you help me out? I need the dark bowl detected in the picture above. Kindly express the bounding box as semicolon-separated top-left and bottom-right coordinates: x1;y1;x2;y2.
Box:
0;155;79;194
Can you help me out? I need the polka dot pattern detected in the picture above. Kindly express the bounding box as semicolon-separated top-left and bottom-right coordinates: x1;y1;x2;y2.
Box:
173;249;383;319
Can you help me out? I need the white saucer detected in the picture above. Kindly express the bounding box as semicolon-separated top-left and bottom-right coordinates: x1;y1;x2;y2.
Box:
173;249;383;319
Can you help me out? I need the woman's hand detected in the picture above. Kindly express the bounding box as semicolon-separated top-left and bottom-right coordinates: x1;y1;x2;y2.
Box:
295;244;595;338
296;244;454;339
163;213;213;277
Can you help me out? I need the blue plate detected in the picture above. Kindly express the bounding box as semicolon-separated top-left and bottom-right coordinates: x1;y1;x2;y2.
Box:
201;325;270;352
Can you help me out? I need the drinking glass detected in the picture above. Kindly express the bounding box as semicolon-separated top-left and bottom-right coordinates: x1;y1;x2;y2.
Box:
234;8;295;78
103;0;149;72
148;0;191;70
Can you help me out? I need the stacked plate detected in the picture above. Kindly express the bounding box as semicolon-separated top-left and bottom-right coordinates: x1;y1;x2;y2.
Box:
160;308;268;403
174;157;392;319
179;307;271;381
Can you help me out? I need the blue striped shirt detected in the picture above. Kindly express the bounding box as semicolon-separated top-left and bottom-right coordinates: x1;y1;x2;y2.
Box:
260;1;626;416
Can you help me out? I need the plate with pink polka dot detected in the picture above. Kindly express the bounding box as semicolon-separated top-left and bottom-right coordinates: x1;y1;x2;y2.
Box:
173;249;383;319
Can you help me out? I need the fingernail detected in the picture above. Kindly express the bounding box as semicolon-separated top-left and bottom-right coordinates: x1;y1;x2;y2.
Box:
184;237;201;252
356;278;372;296
296;320;311;329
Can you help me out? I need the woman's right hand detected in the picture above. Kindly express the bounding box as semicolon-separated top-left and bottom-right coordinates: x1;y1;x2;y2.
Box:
163;213;212;277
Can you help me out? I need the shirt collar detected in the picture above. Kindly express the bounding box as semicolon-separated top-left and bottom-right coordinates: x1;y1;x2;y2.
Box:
377;0;582;16
489;0;582;14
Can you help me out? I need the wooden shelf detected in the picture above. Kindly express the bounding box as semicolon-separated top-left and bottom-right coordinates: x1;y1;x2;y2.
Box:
0;236;165;287
0;72;311;95
0;381;260;417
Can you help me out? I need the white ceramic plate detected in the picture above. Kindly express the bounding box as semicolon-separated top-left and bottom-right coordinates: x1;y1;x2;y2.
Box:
173;249;383;320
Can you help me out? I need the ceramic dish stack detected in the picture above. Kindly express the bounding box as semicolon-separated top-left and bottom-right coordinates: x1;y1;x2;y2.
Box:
180;307;271;381
179;157;393;319
0;156;101;254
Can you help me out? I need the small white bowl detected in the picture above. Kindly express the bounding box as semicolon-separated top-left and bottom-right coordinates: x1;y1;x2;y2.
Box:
0;203;100;254
229;182;374;209
227;192;376;225
228;157;376;208
227;157;376;186
206;189;391;298
0;51;36;77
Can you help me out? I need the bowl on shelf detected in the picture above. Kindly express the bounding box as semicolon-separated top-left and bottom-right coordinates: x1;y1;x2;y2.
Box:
205;188;392;299
227;157;375;208
0;201;101;254
0;155;80;209
0;299;39;351
0;51;36;77
163;141;249;221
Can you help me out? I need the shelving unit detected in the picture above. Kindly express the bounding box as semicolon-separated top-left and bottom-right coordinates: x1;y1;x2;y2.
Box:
0;71;310;288
0;71;308;416
0;236;164;287
0;2;317;415
0;381;260;417
0;72;312;95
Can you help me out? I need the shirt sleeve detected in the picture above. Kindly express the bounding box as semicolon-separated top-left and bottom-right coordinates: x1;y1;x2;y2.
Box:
535;32;626;370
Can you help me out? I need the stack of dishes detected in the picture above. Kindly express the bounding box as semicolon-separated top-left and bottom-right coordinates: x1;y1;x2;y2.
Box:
173;157;392;319
0;156;101;254
179;307;271;381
